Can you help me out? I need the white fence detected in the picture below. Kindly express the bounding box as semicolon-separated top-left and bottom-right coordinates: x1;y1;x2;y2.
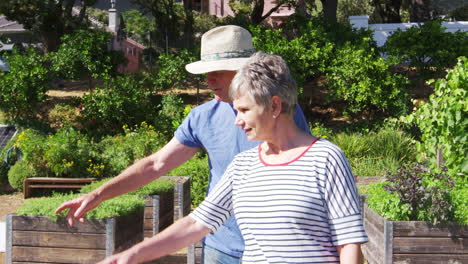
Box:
349;15;468;47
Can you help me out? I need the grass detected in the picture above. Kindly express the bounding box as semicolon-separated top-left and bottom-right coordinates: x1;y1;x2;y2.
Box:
80;177;175;196
17;192;145;221
331;127;417;177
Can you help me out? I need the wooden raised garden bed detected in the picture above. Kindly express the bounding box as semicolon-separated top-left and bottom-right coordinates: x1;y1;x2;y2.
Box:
362;202;468;264
5;211;144;264
144;176;191;238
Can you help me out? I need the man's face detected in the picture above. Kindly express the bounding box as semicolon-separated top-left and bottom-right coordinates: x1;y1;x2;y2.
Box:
206;70;237;102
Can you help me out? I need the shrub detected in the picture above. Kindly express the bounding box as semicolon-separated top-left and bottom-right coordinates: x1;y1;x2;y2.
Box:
17;192;145;222
44;127;96;178
98;122;166;177
80;177;174;196
8;160;37;190
167;155;209;208
331;127;416;177
367;164;463;224
0;48;49;119
48;104;80;129
81;76;158;136
13;129;47;171
384;20;468;75
326;43;410;117
403;57;467;176
143;49;197;92
157;94;191;138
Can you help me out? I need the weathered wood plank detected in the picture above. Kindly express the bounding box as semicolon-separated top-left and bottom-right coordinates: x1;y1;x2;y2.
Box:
393;237;467;254
11;215;106;233
11;246;106;263
364;205;384;232
12;230;106;249
393;221;468;237
393;253;468;264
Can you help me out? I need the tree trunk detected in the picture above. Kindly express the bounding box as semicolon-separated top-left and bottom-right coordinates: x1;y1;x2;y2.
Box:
250;0;265;25
409;0;433;22
320;0;338;24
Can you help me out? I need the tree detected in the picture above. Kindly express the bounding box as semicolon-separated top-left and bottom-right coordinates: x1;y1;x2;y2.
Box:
0;0;98;52
372;0;402;23
229;0;298;25
320;0;338;24
130;0;183;50
408;0;433;22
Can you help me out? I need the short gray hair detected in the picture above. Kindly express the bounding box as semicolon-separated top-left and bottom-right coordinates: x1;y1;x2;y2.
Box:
229;52;297;116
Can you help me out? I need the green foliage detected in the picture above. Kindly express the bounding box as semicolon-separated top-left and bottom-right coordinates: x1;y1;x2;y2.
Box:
13;129;47;170
98;122;165;177
49;30;125;81
366;182;411;221
44;127;96;178
8;160;37;190
17;192;145;222
450;183;468;225
80;177;174;196
0;48;49;119
384;20;468;75
86;7;109;25
122;9;154;45
402;57;467;175
80;76;158;136
326;43;410;117
387;164;455;224
167;155;209;208
331;127;417;177
144;49;197;91
48;104;80;129
156;94;190;138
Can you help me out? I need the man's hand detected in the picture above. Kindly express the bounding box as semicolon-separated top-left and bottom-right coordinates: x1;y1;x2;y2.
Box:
54;192;100;226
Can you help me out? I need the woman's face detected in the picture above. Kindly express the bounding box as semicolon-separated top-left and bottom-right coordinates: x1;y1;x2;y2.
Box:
233;93;273;141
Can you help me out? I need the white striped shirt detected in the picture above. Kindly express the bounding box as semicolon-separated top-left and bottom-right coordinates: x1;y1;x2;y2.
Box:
190;138;368;263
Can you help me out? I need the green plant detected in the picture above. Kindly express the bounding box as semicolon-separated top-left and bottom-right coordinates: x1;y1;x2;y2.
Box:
44;127;96;178
384;20;468;75
81;76;158;136
0;48;49;119
167;155;209;208
402;57;467;176
48;104;80;129
366;182;411;221
80;177;174;196
98;122;165;177
326;43;410;117
8;160;37;190
49;30;124;82
331;127;416;177
17;192;145;222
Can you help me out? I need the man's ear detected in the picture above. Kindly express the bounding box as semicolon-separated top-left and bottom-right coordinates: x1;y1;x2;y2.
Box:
271;96;282;117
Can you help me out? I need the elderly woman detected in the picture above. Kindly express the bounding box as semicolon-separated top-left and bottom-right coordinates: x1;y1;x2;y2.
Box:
98;52;368;264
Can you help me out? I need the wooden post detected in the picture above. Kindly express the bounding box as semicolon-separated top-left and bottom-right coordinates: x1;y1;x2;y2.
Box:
436;147;444;168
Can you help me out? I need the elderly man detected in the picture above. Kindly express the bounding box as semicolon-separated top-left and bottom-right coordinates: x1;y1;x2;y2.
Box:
56;25;309;264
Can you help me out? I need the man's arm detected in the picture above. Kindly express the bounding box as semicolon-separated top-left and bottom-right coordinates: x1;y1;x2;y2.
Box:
97;216;211;264
337;243;362;264
55;137;200;226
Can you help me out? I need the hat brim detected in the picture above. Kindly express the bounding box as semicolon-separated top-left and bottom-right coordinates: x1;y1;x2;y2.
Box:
185;57;250;74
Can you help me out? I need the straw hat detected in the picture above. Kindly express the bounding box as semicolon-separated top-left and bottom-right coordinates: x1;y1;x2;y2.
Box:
185;25;255;74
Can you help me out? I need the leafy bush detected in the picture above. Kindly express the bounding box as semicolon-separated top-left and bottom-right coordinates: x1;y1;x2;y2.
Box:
326;43;410;117
142;49;197;92
49;30;125;81
0;48;49;119
384;20;468;75
48;104;80;129
156;94;191;138
167;155;209;208
403;57;467;176
8;160;37;190
44;127;96;178
331;127;416;177
80;177;174;196
17;192;145;222
13;129;47;171
367;164;464;224
98;122;166;177
81;76;158;136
